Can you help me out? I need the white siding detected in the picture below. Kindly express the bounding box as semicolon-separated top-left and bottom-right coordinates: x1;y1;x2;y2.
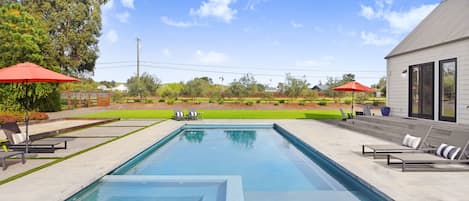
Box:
387;39;469;125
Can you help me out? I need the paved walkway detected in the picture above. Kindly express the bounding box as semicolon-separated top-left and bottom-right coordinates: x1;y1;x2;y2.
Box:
0;120;468;201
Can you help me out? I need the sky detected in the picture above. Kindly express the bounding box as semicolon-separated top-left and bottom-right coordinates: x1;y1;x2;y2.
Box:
95;0;441;86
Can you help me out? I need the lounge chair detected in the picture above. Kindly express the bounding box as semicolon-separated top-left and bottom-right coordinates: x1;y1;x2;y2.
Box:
387;129;469;171
172;109;185;121
363;105;372;116
187;109;201;120
2;122;68;153
339;108;352;121
362;125;433;158
0;151;25;170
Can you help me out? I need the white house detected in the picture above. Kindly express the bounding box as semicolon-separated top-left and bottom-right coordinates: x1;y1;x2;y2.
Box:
386;0;469;124
112;84;128;92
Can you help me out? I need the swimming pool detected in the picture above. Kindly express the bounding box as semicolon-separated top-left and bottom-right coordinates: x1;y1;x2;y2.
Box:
67;124;391;201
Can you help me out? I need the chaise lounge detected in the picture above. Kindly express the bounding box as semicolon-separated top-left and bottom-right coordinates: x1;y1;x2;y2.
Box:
387;128;469;171
2;122;68;153
362;125;433;158
172;109;185;121
0;151;25;170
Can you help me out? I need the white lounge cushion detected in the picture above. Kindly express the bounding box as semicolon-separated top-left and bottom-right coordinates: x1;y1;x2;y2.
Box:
11;132;28;144
402;134;421;149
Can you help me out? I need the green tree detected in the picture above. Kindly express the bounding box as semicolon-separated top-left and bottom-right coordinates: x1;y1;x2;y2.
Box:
371;76;386;97
182;77;213;100
227;74;264;98
3;0;109;76
127;72;161;98
0;3;58;111
278;74;309;98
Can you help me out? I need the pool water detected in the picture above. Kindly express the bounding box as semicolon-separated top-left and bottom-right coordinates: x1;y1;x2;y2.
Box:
68;126;389;201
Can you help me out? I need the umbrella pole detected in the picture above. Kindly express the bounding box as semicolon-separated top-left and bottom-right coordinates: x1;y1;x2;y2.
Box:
351;91;354;117
25;83;29;153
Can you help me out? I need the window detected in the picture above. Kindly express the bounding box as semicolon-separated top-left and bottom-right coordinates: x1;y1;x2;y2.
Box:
409;62;434;120
439;58;457;122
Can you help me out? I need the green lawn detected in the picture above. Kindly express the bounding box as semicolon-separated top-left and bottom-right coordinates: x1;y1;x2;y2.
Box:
78;109;343;119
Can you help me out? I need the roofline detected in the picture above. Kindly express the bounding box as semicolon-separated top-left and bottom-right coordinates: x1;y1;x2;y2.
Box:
385;36;469;59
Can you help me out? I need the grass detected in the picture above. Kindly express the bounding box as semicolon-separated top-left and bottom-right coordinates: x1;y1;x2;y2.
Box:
78;109;343;120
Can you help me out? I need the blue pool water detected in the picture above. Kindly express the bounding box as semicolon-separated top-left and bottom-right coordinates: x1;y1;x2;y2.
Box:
68;125;390;201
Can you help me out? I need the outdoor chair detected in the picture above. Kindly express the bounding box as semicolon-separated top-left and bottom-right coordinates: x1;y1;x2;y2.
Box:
387;128;469;171
362;125;433;158
339;108;352;121
187;109;201;120
2;122;68;153
363;105;372;116
172;109;185;121
0;151;25;170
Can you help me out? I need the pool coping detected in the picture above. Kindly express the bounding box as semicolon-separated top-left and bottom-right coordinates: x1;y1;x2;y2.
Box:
2;120;469;200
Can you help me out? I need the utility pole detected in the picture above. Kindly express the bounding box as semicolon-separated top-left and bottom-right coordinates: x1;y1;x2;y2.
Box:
136;37;141;100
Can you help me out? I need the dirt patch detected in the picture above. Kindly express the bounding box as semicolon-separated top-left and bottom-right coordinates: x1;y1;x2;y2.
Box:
106;102;378;111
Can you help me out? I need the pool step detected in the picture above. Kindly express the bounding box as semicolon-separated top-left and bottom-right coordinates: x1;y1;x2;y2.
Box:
244;191;361;201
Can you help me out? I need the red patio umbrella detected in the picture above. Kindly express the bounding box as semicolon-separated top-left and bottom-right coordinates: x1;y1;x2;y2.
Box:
333;81;374;115
0;62;79;153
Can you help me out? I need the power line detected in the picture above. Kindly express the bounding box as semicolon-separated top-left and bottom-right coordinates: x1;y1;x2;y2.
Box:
96;60;384;73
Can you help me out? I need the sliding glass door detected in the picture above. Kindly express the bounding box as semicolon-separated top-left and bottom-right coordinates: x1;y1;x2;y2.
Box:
409;62;434;120
439;58;457;122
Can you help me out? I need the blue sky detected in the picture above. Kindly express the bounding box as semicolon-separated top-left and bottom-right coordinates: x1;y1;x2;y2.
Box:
95;0;440;86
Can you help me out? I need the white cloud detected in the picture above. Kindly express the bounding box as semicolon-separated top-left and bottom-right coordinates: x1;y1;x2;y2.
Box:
291;21;304;29
195;50;229;64
105;30;119;44
245;0;269;10
359;2;437;33
162;48;171;57
161;16;200;28
384;4;437;33
121;0;135;9
103;0;114;10
116;12;130;23
359;5;377;20
296;56;335;67
359;2;437;46
360;32;396;46
190;0;237;23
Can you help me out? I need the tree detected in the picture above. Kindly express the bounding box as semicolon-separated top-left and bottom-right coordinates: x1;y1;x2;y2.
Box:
0;3;58;111
227;74;264;98
182;77;213;100
278;74;310;98
371;76;386;97
4;0;109;76
127;72;161;98
323;73;356;98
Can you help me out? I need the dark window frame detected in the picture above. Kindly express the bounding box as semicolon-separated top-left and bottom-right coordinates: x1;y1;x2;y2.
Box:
408;62;435;120
438;58;457;122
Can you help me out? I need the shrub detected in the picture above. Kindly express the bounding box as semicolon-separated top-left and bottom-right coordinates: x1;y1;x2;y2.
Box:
245;101;254;106
298;101;305;106
195;101;202;105
344;99;352;105
278;100;285;104
134;99;141;103
0;114;21;123
218;99;224;104
318;99;328;106
145;99;154;103
256;100;261;104
182;99;189;103
208;99;214;104
158;99;165;103
166;99;175;105
273;103;279;106
36;90;62;112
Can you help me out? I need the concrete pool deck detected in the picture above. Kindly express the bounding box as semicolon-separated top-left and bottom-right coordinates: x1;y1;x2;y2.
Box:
0;120;467;200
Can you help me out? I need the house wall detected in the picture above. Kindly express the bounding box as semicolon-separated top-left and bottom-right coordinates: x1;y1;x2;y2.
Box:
386;39;469;124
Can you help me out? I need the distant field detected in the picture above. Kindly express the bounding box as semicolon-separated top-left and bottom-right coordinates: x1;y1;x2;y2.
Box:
78;109;343;120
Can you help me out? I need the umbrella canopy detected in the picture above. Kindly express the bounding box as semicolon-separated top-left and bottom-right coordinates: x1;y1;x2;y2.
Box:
0;62;79;83
0;62;79;153
333;81;374;116
332;81;374;92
